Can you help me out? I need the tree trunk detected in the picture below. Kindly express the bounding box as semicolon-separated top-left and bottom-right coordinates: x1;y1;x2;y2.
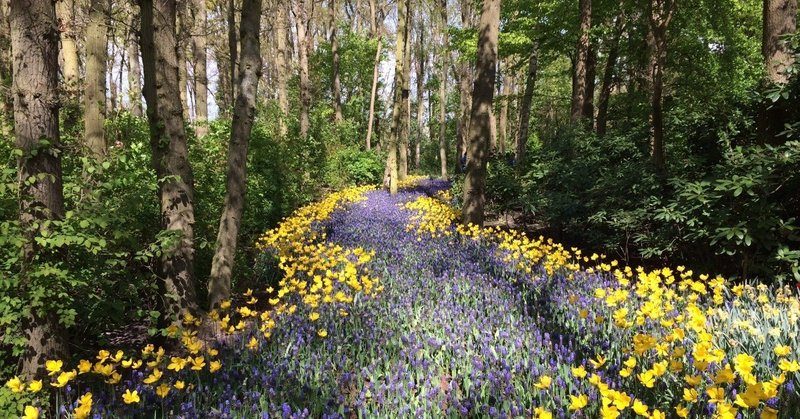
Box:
455;0;472;174
438;0;448;180
228;0;238;106
516;46;538;163
85;0;108;158
498;67;511;154
331;0;343;123
364;0;382;150
570;0;591;125
293;0;311;138
56;0;80;129
191;0;209;137
11;0;69;378
386;0;407;194
596;13;624;137
275;0;290;135
763;0;797;85
582;44;596;125
177;4;190;122
414;23;425;172
462;0;499;227
647;0;674;172
0;2;12;137
398;9;411;180
127;5;143;117
141;0;199;321
208;0;262;309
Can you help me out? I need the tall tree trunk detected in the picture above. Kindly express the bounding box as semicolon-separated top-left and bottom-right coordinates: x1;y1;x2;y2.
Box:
108;42;118;115
570;0;591;125
398;9;411;180
596;13;624;137
331;0;343;123
386;0;407;194
582;44;596;125
127;5;143;117
177;4;190;122
293;0;311;138
456;0;472;174
516;46;538;163
438;0;448;180
208;0;262;309
462;0;499;227
191;0;209;137
228;0;238;106
364;0;382;150
56;0;80;129
141;0;199;321
11;0;68;378
498;67;511;154
763;0;797;84
85;0;109;158
415;23;425;172
647;0;674;172
0;2;12;137
275;0;290;135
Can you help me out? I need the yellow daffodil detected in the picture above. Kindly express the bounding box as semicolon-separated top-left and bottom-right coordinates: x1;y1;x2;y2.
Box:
45;359;63;376
156;383;170;398
21;405;38;419
568;394;588;411
318;329;328;338
174;380;186;390
5;376;24;393
143;368;163;384
27;380;42;393
533;375;551;390
122;389;140;404
210;360;222;373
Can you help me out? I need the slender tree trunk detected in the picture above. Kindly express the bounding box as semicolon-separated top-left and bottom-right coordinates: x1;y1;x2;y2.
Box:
456;1;473;174
365;0;382;150
499;67;511;154
228;0;238;105
647;0;674;171
141;0;199;321
386;0;407;194
763;0;797;84
85;0;109;158
56;0;80;129
462;0;499;226
331;0;343;123
582;44;596;125
398;9;411;180
191;0;209;137
293;0;311;138
11;0;68;379
275;0;290;135
177;4;190;122
108;42;118;115
596;13;624;137
127;5;143;117
0;3;12;137
438;0;448;179
570;0;592;125
516;46;538;163
208;0;262;309
414;24;425;172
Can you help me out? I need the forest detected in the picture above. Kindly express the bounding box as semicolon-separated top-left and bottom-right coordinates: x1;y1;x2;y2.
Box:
0;0;799;417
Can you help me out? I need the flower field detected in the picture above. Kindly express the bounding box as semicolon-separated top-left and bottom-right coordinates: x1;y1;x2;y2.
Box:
3;178;800;418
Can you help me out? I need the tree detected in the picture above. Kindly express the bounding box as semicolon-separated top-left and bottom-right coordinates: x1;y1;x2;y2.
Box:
462;0;500;226
140;0;199;320
208;0;262;308
191;0;209;138
414;18;426;172
85;0;109;158
647;0;675;171
596;11;625;137
570;0;592;125
386;0;408;194
762;0;797;85
437;0;448;180
365;0;386;150
56;0;80;128
456;0;473;174
293;0;312;138
11;0;68;378
274;0;290;135
516;45;538;163
498;61;512;154
398;4;412;180
127;3;143;117
331;0;343;123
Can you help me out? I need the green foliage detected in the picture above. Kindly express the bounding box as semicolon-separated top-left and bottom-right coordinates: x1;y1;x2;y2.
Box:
324;145;384;188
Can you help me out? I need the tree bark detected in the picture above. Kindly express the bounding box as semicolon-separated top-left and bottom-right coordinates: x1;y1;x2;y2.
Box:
0;2;12;136
208;0;262;309
763;0;797;84
647;0;674;172
191;0;209;137
414;22;425;172
293;0;311;138
127;4;143;117
364;0;383;150
596;13;624;137
56;0;80;129
570;0;592;125
398;8;411;180
386;0;407;194
177;4;190;122
438;0;448;180
582;44;596;125
85;0;109;158
11;0;69;378
228;0;238;106
141;0;199;321
498;67;511;154
456;0;472;174
331;0;343;123
516;46;538;163
275;0;290;135
462;0;499;227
